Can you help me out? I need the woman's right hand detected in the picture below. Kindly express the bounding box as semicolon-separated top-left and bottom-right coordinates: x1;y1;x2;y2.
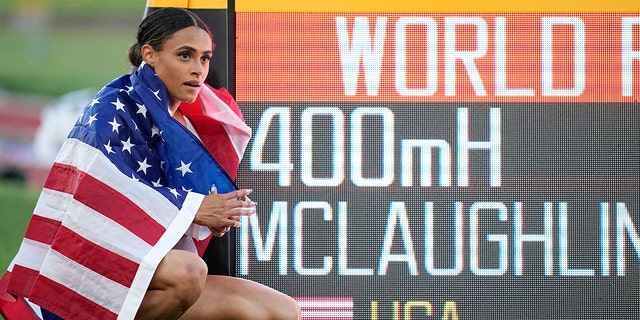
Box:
193;188;256;237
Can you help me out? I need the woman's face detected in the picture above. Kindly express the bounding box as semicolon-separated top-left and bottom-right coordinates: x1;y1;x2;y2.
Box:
142;26;213;109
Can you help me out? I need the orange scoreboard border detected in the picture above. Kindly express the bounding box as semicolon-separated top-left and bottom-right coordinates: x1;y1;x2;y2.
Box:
235;0;640;13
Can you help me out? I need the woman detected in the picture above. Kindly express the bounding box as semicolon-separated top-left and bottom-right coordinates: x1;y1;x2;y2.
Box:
1;7;300;320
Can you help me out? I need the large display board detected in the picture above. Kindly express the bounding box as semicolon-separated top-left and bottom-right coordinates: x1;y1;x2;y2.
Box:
234;1;639;318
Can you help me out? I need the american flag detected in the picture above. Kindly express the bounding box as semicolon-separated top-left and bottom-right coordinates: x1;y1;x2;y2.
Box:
295;297;354;320
0;62;251;320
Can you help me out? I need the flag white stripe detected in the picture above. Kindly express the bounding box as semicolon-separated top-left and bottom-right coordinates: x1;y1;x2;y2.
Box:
40;250;128;314
297;301;354;308
63;200;152;262
26;299;44;319
32;189;68;222
31;188;153;263
117;191;204;319
10;239;50;271
32;189;153;263
300;311;354;318
55;139;183;227
199;85;251;159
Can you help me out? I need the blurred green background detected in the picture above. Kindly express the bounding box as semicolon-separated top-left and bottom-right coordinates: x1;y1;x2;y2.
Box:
0;0;143;96
0;0;146;271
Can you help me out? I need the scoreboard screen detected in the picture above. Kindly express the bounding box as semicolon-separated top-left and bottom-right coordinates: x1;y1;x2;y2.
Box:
233;1;640;318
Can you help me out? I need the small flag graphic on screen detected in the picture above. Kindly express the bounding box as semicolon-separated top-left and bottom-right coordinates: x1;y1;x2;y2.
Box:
295;297;354;319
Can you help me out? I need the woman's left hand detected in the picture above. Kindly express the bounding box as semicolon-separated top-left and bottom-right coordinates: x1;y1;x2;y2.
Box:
209;215;240;237
194;188;256;237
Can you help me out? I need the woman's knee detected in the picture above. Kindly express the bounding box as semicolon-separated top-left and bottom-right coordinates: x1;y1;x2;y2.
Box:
138;250;208;319
163;250;208;305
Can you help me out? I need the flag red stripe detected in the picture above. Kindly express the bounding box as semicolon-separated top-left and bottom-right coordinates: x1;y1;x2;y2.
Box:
179;101;240;180
0;273;40;320
70;168;166;245
184;114;240;180
29;275;116;320
23;215;60;245
295;297;354;318
43;163;79;195
6;266;39;299
45;163;165;245
49;226;138;287
0;298;39;320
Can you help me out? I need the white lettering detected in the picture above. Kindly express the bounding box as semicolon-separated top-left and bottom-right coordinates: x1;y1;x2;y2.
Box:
401;139;451;187
622;17;640;96
239;201;288;275
378;202;419;275
470;202;508;276
513;202;554;275
616;202;640;275
338;201;374;275
336;16;387;96
444;17;488;96
425;202;464;275
300;107;345;186
601;202;610;276
559;202;595;276
457;108;502;187
495;17;535;96
541;17;585;96
395;17;438;96
351;107;395;186
250;108;293;186
294;201;333;275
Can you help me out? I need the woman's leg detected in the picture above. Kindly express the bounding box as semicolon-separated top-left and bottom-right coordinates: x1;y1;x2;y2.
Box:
180;275;301;320
136;250;208;320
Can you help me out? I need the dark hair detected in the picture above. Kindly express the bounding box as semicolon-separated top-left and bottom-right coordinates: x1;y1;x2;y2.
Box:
128;7;212;68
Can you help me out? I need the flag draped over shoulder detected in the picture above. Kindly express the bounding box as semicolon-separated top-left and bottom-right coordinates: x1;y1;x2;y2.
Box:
0;62;251;320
